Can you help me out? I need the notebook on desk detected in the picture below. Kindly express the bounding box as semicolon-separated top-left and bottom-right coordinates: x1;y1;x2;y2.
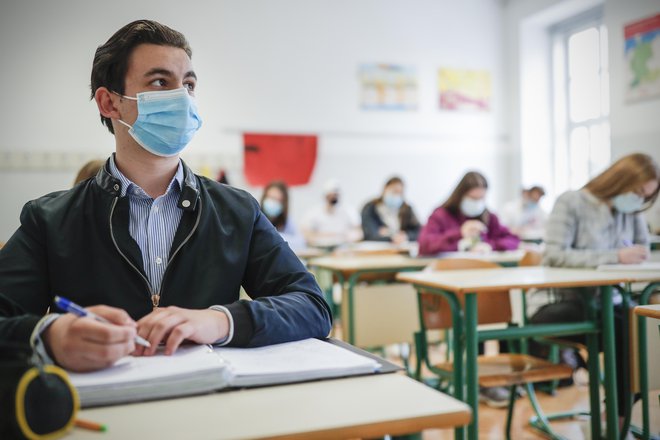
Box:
67;338;382;407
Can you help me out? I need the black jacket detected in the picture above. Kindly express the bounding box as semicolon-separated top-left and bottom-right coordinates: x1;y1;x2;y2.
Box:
0;160;332;347
361;199;421;242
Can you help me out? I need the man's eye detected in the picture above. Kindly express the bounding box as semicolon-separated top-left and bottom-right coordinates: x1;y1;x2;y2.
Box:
184;82;195;92
150;79;166;87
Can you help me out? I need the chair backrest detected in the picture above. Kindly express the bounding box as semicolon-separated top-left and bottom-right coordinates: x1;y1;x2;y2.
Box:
420;258;512;330
519;250;542;267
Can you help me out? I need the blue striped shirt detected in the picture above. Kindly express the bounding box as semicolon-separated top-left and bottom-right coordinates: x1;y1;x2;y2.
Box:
108;155;186;295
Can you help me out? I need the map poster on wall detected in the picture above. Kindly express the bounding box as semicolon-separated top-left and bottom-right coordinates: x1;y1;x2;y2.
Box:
625;13;660;103
359;64;418;111
438;68;491;111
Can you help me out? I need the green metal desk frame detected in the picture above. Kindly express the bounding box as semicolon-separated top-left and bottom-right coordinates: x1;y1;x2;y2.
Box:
410;282;621;440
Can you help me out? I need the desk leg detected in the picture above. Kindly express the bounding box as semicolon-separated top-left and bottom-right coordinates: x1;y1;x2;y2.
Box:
587;330;602;440
601;285;618;440
347;273;358;345
637;282;658;440
465;293;479;440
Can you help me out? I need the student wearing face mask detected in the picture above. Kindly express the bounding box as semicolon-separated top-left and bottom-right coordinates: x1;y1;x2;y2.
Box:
260;180;305;252
529;153;659;425
0;20;331;373
301;178;362;248
500;185;547;241
360;176;421;245
417;171;520;407
418;171;520;256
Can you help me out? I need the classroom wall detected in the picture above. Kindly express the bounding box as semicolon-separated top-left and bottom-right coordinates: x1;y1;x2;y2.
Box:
0;0;511;242
604;0;660;230
504;0;659;230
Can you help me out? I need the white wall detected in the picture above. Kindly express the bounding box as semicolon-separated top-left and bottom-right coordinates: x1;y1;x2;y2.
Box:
0;0;510;242
604;0;660;230
504;0;660;230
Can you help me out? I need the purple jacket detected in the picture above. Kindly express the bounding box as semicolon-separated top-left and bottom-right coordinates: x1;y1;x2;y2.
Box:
418;207;520;256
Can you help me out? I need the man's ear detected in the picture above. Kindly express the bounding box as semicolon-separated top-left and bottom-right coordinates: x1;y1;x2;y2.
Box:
94;87;121;119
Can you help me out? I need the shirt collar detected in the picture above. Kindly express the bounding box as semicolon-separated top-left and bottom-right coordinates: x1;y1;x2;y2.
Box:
108;153;184;199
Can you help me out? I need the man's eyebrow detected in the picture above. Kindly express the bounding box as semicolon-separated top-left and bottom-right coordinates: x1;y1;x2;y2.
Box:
144;68;175;78
184;70;197;80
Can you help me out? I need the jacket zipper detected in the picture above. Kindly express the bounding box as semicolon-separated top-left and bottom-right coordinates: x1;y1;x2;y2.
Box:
109;195;203;310
155;197;202;307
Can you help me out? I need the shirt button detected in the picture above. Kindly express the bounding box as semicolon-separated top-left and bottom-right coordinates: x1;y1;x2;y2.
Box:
156;257;162;265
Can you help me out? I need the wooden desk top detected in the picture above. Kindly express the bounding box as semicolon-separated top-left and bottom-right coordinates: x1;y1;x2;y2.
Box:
309;255;434;273
69;374;471;440
396;267;631;293
634;304;660;320
294;247;327;260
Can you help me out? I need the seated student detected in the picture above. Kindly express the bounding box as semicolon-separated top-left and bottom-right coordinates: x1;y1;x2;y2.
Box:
302;178;362;248
418;171;520;256
531;153;659;425
361;176;421;245
73;159;105;186
418;171;519;407
260;180;306;252
0;20;331;373
500;185;547;241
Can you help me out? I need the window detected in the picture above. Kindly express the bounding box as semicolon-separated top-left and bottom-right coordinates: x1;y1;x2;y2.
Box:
551;9;610;194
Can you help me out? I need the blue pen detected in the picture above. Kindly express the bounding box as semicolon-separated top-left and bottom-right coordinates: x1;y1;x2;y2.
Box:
54;295;151;348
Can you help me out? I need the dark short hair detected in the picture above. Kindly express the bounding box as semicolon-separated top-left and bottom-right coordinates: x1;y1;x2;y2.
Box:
90;20;192;134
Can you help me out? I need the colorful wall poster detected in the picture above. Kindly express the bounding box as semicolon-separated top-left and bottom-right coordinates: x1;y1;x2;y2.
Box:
624;14;660;103
243;133;317;186
438;68;491;111
359;64;418;111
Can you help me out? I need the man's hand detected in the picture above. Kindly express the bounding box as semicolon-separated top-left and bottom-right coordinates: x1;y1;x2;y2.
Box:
618;245;649;264
43;305;137;372
135;307;229;357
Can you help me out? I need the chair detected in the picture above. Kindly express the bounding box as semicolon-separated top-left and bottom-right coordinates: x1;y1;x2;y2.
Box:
413;258;573;440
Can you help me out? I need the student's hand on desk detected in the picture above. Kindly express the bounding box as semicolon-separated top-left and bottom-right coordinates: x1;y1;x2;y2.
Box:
471;242;493;253
618;245;649;264
391;231;408;245
134;307;229;356
43;306;137;372
461;220;486;239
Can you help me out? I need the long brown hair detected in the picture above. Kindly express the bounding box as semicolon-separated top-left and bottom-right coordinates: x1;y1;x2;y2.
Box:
584;153;660;211
260;180;289;230
372;176;419;230
442;171;489;221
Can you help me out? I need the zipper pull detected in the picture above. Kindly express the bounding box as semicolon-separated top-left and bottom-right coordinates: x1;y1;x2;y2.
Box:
151;294;160;310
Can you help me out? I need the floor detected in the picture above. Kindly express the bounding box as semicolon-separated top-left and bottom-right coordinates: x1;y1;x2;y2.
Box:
339;328;660;439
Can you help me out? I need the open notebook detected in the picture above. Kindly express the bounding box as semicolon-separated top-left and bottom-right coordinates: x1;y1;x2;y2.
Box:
67;338;381;407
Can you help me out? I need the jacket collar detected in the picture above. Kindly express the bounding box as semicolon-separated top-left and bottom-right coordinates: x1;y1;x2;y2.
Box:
95;156;200;211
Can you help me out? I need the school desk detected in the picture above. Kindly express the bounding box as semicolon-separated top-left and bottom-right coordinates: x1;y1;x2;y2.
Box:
69;373;471;440
308;255;434;346
397;267;634;440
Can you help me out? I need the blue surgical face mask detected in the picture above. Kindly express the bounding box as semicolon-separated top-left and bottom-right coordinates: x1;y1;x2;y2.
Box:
460;197;486;218
383;193;403;210
116;88;202;157
262;198;284;218
612;192;644;214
